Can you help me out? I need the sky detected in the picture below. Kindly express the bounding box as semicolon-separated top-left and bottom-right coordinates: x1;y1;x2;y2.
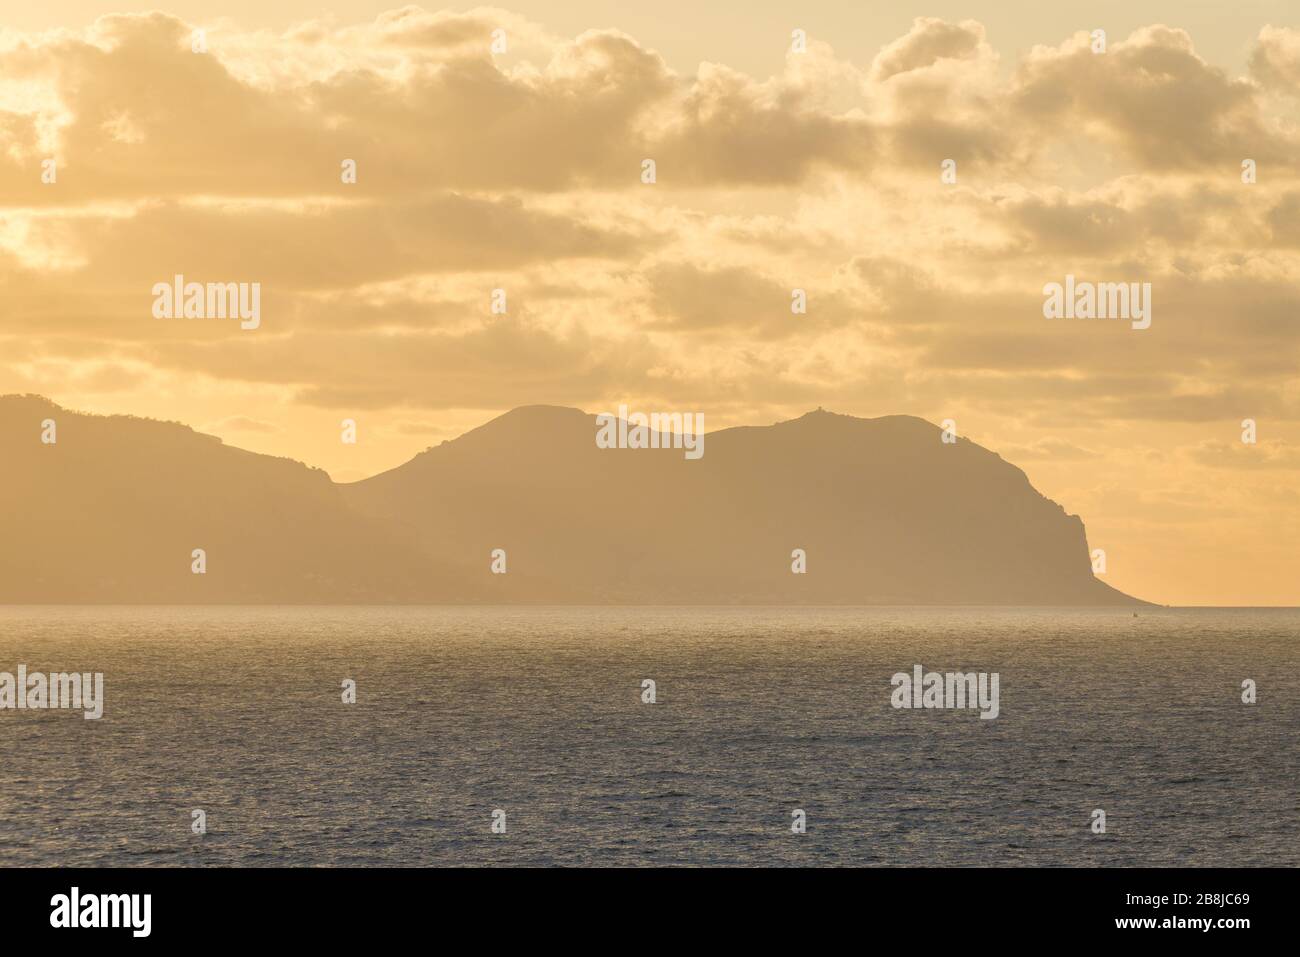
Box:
1;4;1298;605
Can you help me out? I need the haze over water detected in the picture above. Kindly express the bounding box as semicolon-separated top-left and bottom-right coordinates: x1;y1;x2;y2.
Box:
1;606;1295;867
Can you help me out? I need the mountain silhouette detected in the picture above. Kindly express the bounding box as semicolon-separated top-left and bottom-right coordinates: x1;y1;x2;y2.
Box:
0;395;1143;604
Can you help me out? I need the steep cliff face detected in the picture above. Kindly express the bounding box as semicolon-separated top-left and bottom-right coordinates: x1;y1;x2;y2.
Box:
0;395;1142;604
347;405;1139;604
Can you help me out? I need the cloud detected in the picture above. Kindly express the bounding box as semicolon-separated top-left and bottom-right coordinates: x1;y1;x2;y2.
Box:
654;62;876;186
871;18;989;82
0;9;1298;440
1248;25;1300;94
1011;26;1294;172
139;316;660;411
1188;438;1300;470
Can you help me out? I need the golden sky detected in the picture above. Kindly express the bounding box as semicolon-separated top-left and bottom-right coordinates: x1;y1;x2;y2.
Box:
2;4;1299;605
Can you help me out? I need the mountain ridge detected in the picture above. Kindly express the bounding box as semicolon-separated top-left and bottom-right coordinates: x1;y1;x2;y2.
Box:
0;394;1146;605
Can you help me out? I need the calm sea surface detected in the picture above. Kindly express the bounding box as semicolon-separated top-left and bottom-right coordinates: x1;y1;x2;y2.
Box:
0;606;1295;867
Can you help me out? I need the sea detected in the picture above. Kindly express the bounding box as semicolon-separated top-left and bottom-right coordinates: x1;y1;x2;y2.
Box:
0;605;1295;867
